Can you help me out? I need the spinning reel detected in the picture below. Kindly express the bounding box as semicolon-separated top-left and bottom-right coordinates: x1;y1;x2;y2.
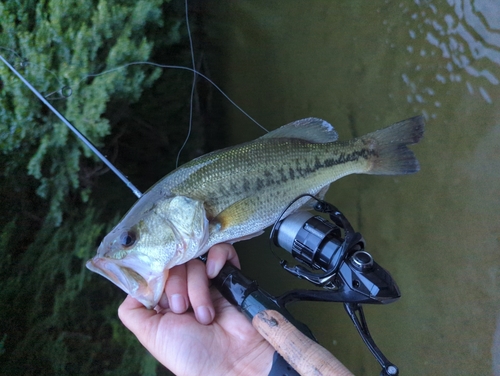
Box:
271;195;400;376
212;195;401;376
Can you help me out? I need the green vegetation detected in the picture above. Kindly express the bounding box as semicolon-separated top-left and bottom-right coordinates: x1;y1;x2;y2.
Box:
0;0;208;374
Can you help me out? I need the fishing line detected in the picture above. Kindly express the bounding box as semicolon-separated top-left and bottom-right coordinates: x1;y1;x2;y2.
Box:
80;62;267;133
44;85;73;100
1;16;268;128
0;46;23;63
175;0;197;168
1;48;266;131
77;0;267;136
38;66;72;100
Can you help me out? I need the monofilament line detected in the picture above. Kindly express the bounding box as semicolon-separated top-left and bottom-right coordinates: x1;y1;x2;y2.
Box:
0;54;144;199
175;0;197;168
83;63;267;134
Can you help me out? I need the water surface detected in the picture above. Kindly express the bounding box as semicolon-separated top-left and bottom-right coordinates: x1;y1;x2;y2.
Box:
207;1;500;374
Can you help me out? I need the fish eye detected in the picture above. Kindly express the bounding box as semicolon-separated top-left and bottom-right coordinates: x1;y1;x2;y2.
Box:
119;230;137;248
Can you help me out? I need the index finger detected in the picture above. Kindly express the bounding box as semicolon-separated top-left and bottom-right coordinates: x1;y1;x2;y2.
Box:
206;243;240;279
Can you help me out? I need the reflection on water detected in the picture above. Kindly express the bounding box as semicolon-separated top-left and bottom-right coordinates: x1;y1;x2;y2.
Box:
208;1;500;375
403;0;500;115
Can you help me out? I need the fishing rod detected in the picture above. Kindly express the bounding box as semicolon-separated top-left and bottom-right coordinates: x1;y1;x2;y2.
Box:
210;195;401;376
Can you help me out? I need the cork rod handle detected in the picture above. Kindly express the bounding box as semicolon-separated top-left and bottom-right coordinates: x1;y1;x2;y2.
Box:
252;309;354;376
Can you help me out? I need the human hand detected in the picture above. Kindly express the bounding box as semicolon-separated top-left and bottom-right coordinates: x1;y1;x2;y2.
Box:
118;243;275;376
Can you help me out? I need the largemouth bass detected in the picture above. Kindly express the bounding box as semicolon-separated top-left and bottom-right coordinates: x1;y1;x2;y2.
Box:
87;116;424;308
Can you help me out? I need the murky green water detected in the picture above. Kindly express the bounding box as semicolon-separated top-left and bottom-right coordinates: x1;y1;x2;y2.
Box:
207;1;500;375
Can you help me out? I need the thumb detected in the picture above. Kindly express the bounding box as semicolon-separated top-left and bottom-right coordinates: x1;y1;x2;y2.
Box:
118;295;159;337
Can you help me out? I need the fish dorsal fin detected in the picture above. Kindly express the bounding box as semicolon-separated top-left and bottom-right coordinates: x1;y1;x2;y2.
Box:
259;117;338;143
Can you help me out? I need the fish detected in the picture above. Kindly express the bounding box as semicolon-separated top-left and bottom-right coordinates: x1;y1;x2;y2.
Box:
86;115;424;308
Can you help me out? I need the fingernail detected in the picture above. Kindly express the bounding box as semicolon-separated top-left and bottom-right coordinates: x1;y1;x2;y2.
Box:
196;306;214;325
170;294;187;313
158;294;170;310
206;260;216;278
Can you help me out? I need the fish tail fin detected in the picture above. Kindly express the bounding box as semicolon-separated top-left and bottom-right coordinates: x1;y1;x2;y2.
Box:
362;115;425;175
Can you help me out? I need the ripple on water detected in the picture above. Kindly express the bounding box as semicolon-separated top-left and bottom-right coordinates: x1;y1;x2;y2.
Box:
400;0;500;113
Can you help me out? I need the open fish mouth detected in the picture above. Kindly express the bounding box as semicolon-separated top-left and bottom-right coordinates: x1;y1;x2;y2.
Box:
86;257;168;309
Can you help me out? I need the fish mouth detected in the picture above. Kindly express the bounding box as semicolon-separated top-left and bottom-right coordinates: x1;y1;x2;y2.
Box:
86;257;168;309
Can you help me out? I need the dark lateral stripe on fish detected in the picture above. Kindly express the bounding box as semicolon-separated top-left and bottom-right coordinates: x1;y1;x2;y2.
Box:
314;149;378;169
218;147;378;196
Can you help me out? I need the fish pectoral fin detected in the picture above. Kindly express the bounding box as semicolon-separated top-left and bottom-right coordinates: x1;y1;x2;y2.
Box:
213;196;260;230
